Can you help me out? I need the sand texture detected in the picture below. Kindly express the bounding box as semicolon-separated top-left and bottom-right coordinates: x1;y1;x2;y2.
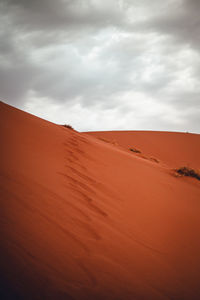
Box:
1;101;200;299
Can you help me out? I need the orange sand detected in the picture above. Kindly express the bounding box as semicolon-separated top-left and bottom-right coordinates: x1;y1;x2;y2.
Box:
86;130;200;169
1;101;200;299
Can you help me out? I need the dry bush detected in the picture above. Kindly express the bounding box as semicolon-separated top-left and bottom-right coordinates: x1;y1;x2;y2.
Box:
149;157;159;163
175;167;200;181
62;124;74;130
129;148;141;153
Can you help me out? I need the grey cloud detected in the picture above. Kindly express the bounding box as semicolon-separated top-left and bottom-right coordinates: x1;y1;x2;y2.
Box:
0;64;38;105
2;0;124;34
0;0;126;105
141;0;200;51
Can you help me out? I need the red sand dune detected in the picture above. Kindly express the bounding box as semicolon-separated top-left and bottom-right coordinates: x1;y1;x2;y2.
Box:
86;130;200;169
1;101;200;300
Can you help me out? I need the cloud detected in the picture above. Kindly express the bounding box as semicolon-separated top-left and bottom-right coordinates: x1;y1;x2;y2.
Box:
0;0;200;132
135;0;200;50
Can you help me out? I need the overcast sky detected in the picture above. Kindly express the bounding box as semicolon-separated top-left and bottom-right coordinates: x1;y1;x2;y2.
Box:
0;0;200;132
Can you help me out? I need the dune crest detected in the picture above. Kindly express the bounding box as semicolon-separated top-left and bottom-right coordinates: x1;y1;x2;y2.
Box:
1;101;200;299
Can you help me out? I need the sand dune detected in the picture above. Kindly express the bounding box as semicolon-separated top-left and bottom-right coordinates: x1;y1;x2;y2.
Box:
1;101;200;299
86;130;200;169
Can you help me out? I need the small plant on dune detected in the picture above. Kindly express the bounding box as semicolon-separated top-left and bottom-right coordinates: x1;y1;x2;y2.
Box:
129;148;141;154
149;157;159;163
63;124;74;130
175;167;200;181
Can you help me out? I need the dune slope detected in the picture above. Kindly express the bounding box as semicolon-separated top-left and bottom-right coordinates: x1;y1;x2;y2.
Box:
86;130;200;169
1;101;200;300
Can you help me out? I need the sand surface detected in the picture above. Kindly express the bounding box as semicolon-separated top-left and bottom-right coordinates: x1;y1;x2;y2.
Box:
86;130;200;169
1;101;200;299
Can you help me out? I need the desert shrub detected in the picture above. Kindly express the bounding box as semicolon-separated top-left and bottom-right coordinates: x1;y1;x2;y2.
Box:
129;148;141;153
62;124;74;130
175;167;200;181
149;157;159;163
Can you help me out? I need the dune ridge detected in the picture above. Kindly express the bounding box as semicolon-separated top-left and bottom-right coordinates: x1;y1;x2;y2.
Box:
1;101;200;299
86;130;200;169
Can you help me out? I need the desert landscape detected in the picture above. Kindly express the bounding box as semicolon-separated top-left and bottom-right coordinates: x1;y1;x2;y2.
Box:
1;101;200;299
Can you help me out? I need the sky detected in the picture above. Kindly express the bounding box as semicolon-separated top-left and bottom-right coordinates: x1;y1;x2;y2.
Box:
0;0;200;132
